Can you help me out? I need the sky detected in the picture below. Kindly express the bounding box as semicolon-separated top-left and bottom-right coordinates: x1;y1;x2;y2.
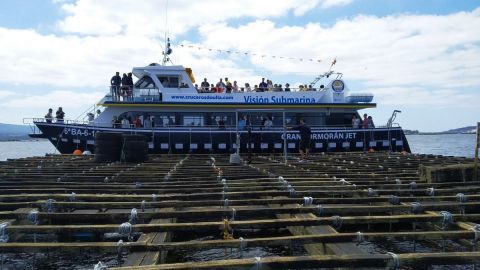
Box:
0;0;479;131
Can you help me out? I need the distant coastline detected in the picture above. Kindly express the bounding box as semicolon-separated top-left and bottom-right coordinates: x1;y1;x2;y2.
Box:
404;126;477;135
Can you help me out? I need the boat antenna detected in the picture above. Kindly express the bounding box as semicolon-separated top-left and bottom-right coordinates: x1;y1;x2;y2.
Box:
162;0;173;65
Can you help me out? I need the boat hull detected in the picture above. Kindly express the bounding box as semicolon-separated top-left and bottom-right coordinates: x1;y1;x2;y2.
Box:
32;122;411;154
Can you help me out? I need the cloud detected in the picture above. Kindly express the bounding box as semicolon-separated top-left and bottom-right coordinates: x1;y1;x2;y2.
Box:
56;0;347;36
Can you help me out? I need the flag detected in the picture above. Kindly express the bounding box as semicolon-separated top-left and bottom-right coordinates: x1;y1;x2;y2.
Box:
331;58;337;66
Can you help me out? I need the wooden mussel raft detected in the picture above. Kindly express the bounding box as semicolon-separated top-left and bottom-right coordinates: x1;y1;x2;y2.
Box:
0;152;479;269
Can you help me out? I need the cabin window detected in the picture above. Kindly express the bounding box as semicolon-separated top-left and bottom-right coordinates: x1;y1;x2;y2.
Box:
211;113;234;127
134;76;157;89
183;114;204;127
150;113;176;127
325;113;352;127
286;113;326;127
157;76;180;88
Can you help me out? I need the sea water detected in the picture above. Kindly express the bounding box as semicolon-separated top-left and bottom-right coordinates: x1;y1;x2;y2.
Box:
0;134;477;161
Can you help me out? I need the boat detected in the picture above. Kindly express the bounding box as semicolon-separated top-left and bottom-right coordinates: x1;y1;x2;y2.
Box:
26;46;410;155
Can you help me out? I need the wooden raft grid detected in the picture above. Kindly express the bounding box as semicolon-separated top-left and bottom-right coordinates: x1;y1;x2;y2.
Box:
0;152;478;269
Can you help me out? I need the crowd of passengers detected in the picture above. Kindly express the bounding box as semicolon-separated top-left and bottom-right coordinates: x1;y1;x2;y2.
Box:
196;77;323;93
110;71;134;101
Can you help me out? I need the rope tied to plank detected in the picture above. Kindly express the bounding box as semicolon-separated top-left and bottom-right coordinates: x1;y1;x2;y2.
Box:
409;181;417;190
141;200;146;212
151;194;157;202
93;261;107;270
255;256;262;270
439;211;453;230
0;222;9;243
119;222;133;241
367;188;377;197
303;196;313;207
356;231;364;245
222;219;234;240
129;208;138;225
389;195;400;205
230;208;236;221
28;210;39;225
44;199;56;213
332;215;343;230
238;237;246;256
69;192;76;202
386;251;400;269
224;199;229;209
456;193;467;203
287;184;296;197
426;187;435;197
410;202;423;214
116;239;124;260
316;204;324;216
470;224;480;244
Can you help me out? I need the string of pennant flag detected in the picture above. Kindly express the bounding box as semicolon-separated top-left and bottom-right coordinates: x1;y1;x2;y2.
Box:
178;43;337;65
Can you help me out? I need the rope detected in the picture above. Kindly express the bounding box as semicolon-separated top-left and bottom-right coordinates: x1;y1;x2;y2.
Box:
45;199;56;213
117;239;124;259
230;208;236;221
339;179;347;185
151;194;157;202
255;256;262;270
141;200;146;212
224;199;229;209
239;237;246;256
456;193;467;203
119;222;133;241
303;197;313;207
470;224;480;242
93;261;107;270
135;182;142;189
395;178;401;185
287;185;296;197
386;251;400;269
70;192;76;202
367;188;377;197
426;187;435;196
129;208;138;225
28;210;39;225
0;223;9;243
389;195;400;205
222;219;234;240
316;204;324;216
409;181;417;190
410;202;423;214
104;177;109;183
332;215;342;230
439;211;453;230
356;231;364;245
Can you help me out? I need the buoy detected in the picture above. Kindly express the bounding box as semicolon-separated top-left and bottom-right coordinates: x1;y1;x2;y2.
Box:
73;149;82;155
368;148;375;153
401;150;408;155
82;150;92;155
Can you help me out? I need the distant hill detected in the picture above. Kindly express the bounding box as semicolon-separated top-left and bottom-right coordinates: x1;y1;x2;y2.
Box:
0;123;31;140
444;126;477;134
405;126;477;135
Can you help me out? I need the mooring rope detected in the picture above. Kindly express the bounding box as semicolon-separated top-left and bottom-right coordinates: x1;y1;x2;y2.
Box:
129;208;138;224
386;251;400;269
287;185;296;197
410;202;423;214
439;211;453;230
239;237;246;256
367;188;377;197
389;195;400;205
116;239;124;260
426;187;435;197
0;223;9;243
316;204;324;216
470;224;480;243
45;199;56;213
456;193;467;203
356;231;364;245
141;200;146;212
230;208;236;221
224;199;229;209
69;192;76;202
28;210;39;225
254;256;262;270
303;196;313;207
151;194;157;202
93;261;107;270
409;181;417;190
332;215;343;230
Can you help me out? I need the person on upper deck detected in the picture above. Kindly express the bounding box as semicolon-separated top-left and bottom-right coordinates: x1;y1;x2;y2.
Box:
267;80;273;91
216;78;226;92
225;78;232;93
201;78;210;92
352;114;361;129
259;78;267;92
45;108;53;123
110;72;121;101
368;116;375;128
56;107;65;123
362;113;369;129
233;81;239;92
121;73;128;100
284;83;291;92
245;83;252;92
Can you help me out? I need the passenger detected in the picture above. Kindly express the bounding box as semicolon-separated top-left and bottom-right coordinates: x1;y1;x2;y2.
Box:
110;72;121;101
368;116;375;128
278;84;283;91
352;114;361;129
308;85;314;91
216;78;226;92
121;73;128;100
144;116;152;128
55;107;65;123
133;116;142;128
96;109;102;117
245;83;252;92
218;118;225;129
45;108;53;123
267;80;273;91
225;80;233;93
284;83;291;92
264;117;273;129
112;116;121;128
299;85;305;91
273;84;281;92
127;73;134;100
238;115;247;130
121;117;130;128
362;113;369;129
285;118;311;161
194;84;200;92
254;85;260;92
259;78;267;92
233;81;239;93
201;78;210;92
210;84;217;93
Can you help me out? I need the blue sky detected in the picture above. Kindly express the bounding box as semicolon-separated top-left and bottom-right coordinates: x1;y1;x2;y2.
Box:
0;0;479;131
